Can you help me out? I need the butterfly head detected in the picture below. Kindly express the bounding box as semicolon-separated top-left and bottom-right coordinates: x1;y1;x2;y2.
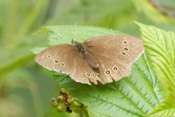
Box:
71;39;85;53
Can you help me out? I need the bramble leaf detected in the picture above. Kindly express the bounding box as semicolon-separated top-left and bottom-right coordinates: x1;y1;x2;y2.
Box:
136;22;175;117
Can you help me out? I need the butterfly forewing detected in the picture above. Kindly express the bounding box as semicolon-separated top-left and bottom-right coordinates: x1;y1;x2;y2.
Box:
35;44;102;84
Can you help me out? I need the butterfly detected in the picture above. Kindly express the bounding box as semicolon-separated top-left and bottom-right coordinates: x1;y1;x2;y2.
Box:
35;35;144;85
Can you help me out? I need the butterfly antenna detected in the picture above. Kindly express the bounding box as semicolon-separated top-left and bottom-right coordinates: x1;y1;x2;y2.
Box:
74;23;77;40
71;39;74;44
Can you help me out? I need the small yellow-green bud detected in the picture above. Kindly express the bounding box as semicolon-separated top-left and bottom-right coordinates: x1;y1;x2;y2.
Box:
50;98;58;107
60;88;67;95
57;103;66;112
57;95;64;102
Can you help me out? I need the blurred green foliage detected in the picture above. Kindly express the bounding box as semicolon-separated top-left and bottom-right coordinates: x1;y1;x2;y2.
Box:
0;0;175;117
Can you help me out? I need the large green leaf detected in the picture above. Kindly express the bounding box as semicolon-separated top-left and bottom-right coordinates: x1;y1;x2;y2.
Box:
32;25;165;116
136;22;175;116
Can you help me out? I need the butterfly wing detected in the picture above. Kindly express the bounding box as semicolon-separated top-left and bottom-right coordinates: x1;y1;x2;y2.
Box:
35;44;102;84
83;35;144;84
94;56;132;84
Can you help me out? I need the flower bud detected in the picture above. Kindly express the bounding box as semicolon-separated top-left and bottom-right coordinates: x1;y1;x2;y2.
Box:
57;103;66;112
57;95;64;102
67;98;74;104
60;88;67;95
50;98;58;107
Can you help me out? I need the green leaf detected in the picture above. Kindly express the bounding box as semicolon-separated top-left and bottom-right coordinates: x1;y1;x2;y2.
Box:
31;25;124;53
33;25;166;116
135;22;175;116
30;47;47;54
37;25;125;45
136;22;175;89
54;54;164;117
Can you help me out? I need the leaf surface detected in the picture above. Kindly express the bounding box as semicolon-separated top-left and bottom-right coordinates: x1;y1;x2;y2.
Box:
136;22;175;117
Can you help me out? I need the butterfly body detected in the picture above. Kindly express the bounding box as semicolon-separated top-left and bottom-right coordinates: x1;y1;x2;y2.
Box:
35;35;144;85
72;40;99;69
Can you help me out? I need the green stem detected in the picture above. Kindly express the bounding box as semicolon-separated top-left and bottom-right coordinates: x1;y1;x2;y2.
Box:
74;99;89;117
82;109;89;117
12;81;44;117
18;0;49;35
3;0;19;49
0;54;34;80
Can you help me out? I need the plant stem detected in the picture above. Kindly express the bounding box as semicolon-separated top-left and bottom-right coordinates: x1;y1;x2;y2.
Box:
18;0;49;35
74;99;89;117
82;109;89;117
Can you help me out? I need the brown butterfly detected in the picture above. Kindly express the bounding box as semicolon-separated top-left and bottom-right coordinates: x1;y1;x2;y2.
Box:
35;35;144;85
